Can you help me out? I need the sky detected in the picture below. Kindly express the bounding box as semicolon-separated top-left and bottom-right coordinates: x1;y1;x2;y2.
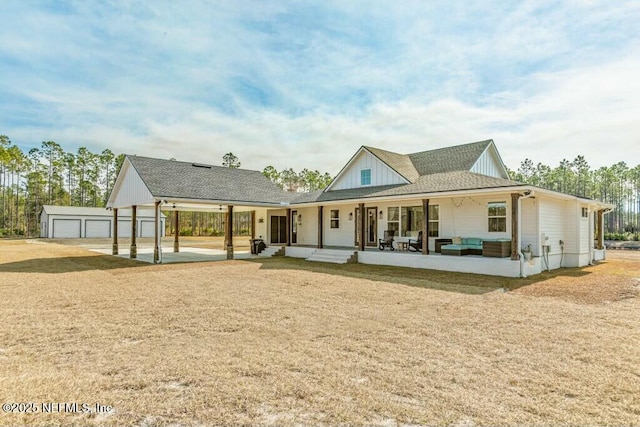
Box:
1;1;639;175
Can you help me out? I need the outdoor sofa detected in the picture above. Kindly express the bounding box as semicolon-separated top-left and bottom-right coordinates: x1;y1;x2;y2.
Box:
440;237;511;257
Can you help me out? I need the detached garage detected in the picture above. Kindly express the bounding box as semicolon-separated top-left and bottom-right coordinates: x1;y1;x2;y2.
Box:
40;205;165;239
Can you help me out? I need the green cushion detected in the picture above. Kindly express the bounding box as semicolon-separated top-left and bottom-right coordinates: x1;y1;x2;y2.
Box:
462;237;483;246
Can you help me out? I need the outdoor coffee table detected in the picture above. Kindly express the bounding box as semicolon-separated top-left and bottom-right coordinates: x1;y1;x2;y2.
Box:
441;245;469;256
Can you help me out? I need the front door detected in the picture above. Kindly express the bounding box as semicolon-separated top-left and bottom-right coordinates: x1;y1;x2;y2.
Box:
270;216;287;244
354;207;378;247
366;207;377;246
291;210;297;244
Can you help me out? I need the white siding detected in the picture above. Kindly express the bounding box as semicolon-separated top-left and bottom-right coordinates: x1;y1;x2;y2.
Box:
330;150;407;191
580;204;589;253
109;160;155;209
521;198;539;255
291;206;320;246
471;145;508;178
323;204;358;247
539;197;566;256
254;208;268;241
439;195;511;241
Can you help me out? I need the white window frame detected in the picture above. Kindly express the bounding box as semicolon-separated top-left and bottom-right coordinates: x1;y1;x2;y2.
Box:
488;201;507;232
360;168;371;186
330;209;340;229
428;204;439;237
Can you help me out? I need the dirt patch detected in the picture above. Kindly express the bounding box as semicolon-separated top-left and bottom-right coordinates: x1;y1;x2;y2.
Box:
1;241;639;426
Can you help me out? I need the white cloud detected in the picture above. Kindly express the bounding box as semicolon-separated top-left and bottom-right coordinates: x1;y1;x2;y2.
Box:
2;0;639;175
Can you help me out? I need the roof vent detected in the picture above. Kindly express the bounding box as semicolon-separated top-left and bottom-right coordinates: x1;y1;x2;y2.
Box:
191;163;212;169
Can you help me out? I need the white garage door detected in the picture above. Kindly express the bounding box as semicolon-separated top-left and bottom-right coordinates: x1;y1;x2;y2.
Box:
52;219;81;238
85;219;111;238
117;220;131;238
140;220;156;237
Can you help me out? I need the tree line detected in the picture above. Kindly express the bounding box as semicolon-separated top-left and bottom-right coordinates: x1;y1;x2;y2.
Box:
2;135;638;240
509;156;640;240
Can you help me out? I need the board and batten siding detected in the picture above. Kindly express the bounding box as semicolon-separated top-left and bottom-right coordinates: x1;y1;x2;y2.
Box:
109;160;155;209
470;146;508;179
330;150;407;191
323;204;358;247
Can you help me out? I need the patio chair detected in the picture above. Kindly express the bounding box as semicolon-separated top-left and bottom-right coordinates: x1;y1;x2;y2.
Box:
378;230;396;251
408;231;423;252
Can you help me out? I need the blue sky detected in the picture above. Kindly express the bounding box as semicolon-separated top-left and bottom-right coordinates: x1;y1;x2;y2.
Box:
1;1;639;173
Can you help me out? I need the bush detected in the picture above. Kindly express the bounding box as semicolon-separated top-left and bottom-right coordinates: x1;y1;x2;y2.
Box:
179;229;193;236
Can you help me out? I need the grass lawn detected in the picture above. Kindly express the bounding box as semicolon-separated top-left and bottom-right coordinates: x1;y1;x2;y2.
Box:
0;239;639;426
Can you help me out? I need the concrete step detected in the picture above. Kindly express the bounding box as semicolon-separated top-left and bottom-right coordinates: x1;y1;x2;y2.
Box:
257;246;284;257
306;249;356;264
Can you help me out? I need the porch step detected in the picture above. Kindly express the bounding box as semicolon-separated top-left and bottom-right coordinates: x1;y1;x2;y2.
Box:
306;249;357;264
258;246;284;257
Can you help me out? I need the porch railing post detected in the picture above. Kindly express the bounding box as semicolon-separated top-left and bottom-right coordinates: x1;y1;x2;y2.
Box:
422;199;429;255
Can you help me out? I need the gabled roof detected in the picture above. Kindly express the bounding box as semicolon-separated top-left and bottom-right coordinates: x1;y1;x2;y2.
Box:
408;139;493;175
329;140;499;192
293;171;524;204
363;146;420;182
126;156;296;205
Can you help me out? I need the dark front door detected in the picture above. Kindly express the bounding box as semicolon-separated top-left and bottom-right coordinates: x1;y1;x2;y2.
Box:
291;210;297;244
366;207;377;246
270;216;287;244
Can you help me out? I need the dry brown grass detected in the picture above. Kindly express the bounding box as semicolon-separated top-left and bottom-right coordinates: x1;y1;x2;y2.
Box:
0;240;639;426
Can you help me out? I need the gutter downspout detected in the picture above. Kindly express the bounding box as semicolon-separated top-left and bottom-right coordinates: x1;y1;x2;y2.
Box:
518;190;536;278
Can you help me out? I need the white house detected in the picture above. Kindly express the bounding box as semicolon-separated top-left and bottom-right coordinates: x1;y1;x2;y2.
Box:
106;140;612;277
40;205;165;239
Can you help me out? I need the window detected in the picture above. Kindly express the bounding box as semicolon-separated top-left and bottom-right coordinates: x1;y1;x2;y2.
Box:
330;209;340;229
488;201;507;232
402;206;423;238
581;207;588;218
387;207;400;235
428;205;439;237
360;169;371;186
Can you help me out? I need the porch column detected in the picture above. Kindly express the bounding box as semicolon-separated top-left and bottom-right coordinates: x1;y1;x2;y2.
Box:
112;208;118;255
358;203;365;252
224;211;229;248
597;209;604;250
511;193;519;260
286;208;291;246
422;199;429;255
130;205;137;259
173;210;179;253
226;205;234;259
317;206;324;248
153;200;161;264
251;210;256;239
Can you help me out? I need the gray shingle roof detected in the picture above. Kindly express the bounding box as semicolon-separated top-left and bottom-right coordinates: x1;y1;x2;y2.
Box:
408;140;493;175
364;146;419;182
293;171;524;203
127;156;296;205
